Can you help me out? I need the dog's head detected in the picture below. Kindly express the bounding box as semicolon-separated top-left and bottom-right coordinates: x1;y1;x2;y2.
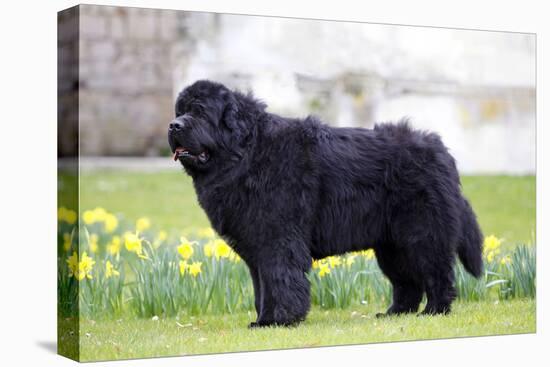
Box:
168;80;253;176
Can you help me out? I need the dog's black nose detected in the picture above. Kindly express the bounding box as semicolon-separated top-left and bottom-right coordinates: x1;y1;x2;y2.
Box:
169;119;184;131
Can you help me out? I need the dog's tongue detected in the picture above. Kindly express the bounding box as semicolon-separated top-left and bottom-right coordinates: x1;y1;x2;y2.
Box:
173;147;185;161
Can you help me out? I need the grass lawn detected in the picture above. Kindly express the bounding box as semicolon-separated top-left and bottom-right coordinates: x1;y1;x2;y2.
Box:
78;171;535;246
76;299;535;361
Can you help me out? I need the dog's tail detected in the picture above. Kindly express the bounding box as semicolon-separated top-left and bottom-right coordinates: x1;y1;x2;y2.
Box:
457;198;483;277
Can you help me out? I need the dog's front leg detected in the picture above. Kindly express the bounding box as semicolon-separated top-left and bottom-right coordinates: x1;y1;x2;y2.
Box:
250;250;311;328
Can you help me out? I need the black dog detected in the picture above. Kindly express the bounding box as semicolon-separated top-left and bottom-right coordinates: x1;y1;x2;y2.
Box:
168;80;483;327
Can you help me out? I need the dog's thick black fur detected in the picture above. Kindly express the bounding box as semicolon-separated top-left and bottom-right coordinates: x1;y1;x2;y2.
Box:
168;80;483;327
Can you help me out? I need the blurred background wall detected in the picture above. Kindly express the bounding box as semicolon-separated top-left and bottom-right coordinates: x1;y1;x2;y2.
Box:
63;5;535;174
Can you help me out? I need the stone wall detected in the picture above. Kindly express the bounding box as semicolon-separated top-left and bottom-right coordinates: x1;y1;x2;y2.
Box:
58;6;79;157
77;5;188;156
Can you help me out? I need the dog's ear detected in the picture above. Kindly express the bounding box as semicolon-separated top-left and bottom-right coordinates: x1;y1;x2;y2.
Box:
219;91;250;158
220;92;250;143
220;91;239;131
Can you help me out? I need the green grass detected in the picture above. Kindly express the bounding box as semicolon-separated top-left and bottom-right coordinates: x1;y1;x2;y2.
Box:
64;172;536;361
79;171;209;231
78;172;535;245
75;299;535;361
461;176;535;246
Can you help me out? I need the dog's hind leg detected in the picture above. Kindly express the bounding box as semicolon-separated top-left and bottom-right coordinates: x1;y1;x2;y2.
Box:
419;256;456;315
247;264;263;328
387;195;459;315
375;246;424;317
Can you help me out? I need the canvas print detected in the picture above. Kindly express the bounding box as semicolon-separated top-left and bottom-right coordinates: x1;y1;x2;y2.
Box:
57;4;536;362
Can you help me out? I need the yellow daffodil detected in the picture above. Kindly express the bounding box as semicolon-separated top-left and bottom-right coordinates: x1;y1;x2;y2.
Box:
318;262;331;277
229;250;241;263
313;259;328;269
124;231;149;259
189;261;203;277
124;232;142;252
312;259;319;269
57;207;65;222
66;251;79;278
345;255;356;267
68;251;95;281
483;235;502;262
105;260;120;278
198;227;216;239
136;217;151;232
104;213;118;233
63;233;72;251
327;256;342;268
203;241;214;257
82;210;96;225
362;249;375;260
58;207;77;225
93;207;108;221
107;236;122;256
484;235;502;251
89;233;99;253
177;238;194;259
66;210;77;224
157;230;167;242
214;239;231;259
79;252;95;280
152;230;168;249
82;207;108;225
179;260;188;275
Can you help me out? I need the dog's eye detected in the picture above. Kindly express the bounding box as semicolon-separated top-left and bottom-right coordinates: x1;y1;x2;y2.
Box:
175;106;187;117
198;151;209;163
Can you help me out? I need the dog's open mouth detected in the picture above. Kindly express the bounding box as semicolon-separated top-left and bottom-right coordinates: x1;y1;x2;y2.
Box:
172;147;190;161
172;147;210;163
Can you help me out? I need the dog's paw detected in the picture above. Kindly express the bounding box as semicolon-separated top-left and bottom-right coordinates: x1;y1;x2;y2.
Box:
249;319;302;328
418;306;450;316
248;321;274;328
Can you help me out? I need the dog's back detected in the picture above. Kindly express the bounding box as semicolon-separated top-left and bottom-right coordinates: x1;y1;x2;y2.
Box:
310;121;481;272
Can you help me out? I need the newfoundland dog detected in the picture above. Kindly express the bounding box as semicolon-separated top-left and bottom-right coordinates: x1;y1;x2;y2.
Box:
168;80;483;327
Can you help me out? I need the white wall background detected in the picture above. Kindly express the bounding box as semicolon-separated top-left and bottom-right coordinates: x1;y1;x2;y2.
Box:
175;14;535;174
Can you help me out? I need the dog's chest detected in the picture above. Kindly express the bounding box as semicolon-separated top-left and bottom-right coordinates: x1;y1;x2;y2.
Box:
195;183;241;236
